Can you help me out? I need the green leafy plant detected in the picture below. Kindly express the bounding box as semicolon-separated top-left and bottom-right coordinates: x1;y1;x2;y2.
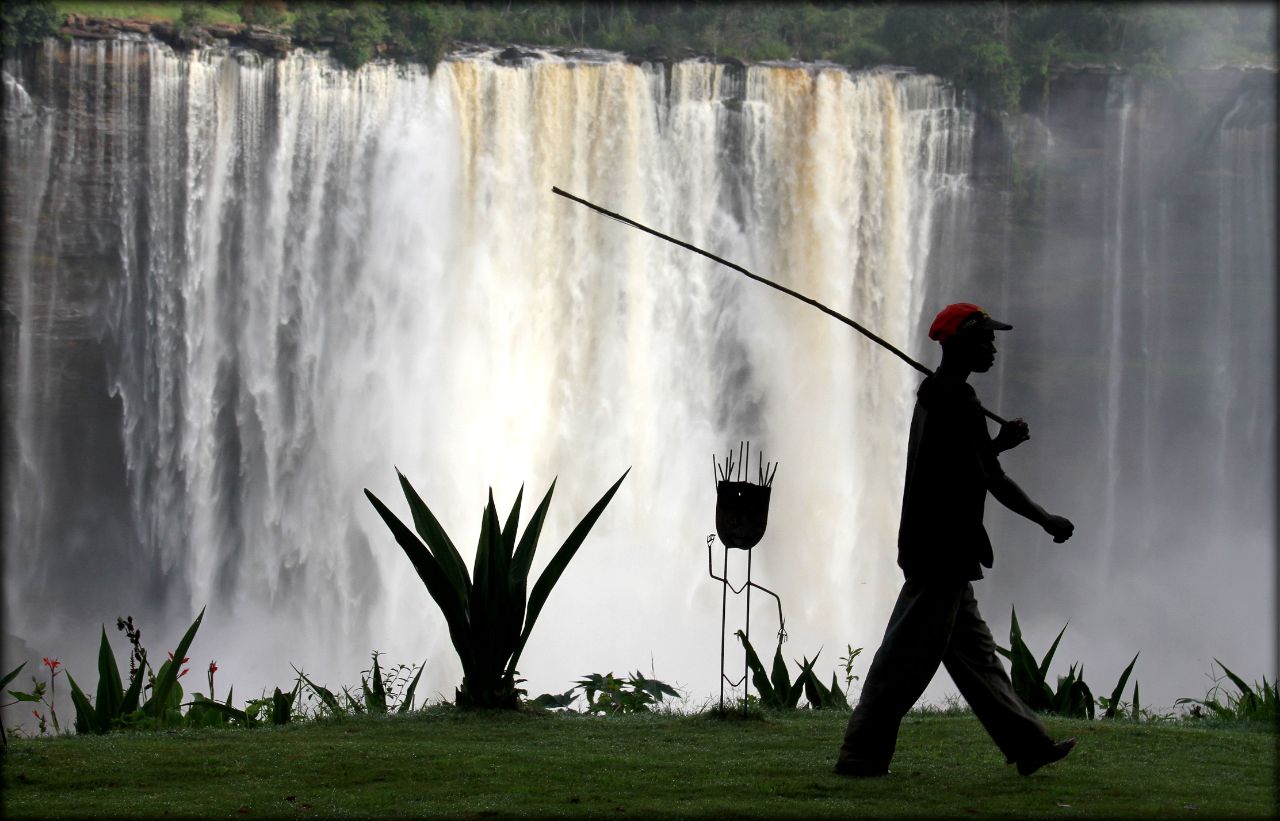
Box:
2;659;64;738
365;469;628;709
188;678;301;728
1176;660;1277;723
838;644;863;695
735;631;848;710
360;652;426;715
534;671;680;715
1098;652;1140;719
64;608;204;734
997;606;1145;721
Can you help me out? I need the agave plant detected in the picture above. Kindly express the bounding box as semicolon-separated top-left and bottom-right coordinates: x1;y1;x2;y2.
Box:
365;469;629;709
735;630;848;710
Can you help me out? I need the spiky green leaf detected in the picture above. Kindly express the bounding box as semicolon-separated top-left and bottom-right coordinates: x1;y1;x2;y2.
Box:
769;643;792;699
0;662;26;692
1038;621;1069;680
366;488;476;682
735;630;777;704
147;608;204;722
396;470;472;602
66;671;101;734
1104;652;1140;719
94;626;124;725
512;469;629;674
397;660;426;715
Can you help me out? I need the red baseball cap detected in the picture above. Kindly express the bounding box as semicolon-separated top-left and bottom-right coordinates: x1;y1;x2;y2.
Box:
928;303;1012;343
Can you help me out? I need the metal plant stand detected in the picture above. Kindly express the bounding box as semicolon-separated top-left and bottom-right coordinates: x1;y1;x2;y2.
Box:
708;441;785;714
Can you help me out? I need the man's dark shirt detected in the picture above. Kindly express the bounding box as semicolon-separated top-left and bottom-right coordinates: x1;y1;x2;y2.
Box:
897;374;1004;580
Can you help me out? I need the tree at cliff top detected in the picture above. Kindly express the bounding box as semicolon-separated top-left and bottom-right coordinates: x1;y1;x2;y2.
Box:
1;0;59;49
290;0;389;69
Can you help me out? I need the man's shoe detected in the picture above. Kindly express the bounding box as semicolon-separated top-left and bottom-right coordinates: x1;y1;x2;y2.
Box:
834;761;891;777
1016;738;1076;776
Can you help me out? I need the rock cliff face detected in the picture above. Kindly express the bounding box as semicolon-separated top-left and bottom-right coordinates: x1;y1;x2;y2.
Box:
2;36;1274;706
953;68;1274;629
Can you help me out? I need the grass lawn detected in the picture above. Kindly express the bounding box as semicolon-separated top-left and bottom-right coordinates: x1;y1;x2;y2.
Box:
1;708;1274;819
54;2;243;25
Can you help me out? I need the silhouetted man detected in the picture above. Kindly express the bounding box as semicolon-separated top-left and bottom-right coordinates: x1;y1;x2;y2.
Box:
835;303;1077;778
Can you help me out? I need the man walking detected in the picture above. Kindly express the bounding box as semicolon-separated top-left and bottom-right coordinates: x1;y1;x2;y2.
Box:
835;303;1077;778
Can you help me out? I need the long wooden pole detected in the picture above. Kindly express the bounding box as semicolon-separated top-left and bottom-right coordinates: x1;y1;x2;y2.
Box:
551;186;1008;425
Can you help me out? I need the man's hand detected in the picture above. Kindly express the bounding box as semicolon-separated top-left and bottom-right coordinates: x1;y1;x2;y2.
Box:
993;418;1031;452
1042;514;1074;543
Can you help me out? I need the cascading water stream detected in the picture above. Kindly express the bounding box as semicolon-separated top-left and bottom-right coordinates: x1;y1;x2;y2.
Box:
3;40;971;707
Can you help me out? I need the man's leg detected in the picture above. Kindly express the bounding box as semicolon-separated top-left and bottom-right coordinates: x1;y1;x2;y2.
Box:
836;576;966;773
941;584;1058;764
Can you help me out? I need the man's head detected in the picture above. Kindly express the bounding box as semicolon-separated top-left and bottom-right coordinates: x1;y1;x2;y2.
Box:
929;303;1011;373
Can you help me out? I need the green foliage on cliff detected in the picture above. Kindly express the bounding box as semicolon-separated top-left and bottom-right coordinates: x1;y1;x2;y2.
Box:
291;1;389;68
2;0;60;49
280;1;1274;111
46;2;1278;111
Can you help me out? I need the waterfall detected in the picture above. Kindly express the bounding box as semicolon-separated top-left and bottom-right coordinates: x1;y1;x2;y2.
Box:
3;41;971;705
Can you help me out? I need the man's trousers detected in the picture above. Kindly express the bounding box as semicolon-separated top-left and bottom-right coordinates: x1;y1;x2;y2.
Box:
836;576;1054;771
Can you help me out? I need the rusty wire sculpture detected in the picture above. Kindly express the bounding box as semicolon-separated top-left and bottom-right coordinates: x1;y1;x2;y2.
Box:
708;441;786;714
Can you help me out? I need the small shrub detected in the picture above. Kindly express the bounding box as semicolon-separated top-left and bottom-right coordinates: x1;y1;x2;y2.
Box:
178;2;216;31
240;0;287;29
1176;660;1277;723
533;671;680;715
365;468;629;710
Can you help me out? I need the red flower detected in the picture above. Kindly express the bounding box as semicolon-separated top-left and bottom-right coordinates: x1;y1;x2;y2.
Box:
178;668;190;679
167;652;189;663
208;661;218;675
42;657;60;672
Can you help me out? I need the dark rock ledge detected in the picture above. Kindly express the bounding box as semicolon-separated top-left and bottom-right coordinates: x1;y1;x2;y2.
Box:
60;13;291;56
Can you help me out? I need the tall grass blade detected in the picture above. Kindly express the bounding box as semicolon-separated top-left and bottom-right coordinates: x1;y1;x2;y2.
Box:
1131;680;1140;721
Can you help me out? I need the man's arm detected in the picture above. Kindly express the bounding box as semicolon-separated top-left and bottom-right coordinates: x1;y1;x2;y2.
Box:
987;473;1074;542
